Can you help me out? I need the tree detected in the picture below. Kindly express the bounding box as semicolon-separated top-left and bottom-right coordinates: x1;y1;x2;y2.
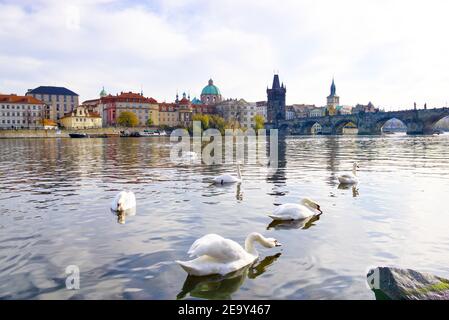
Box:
117;111;139;127
192;114;210;130
147;117;153;127
254;114;265;131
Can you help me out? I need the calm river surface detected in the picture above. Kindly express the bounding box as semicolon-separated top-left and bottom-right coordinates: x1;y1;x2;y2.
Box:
1;134;449;299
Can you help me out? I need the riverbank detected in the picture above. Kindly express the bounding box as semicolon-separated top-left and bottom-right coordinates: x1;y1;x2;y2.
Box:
0;127;150;138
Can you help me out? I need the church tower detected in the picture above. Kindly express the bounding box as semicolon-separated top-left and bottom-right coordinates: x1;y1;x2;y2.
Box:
267;74;286;123
326;78;339;116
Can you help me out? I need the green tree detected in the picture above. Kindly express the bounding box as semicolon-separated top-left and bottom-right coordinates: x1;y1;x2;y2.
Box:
192;114;210;130
254;114;265;131
117;111;139;127
147;117;153;127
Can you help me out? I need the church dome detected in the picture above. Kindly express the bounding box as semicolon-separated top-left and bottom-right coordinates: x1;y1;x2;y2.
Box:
201;79;221;96
100;86;107;98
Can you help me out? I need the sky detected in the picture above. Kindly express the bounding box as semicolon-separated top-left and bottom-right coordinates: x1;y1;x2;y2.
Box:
1;0;449;110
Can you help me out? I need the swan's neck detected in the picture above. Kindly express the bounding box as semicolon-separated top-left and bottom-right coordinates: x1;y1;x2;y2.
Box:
352;165;357;175
244;233;268;256
237;164;242;179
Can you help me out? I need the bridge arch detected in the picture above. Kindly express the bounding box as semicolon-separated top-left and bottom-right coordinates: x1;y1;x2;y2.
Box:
375;117;407;134
298;120;324;135
332;119;359;135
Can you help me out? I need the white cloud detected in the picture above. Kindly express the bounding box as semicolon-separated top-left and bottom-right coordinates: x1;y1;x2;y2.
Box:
0;0;449;108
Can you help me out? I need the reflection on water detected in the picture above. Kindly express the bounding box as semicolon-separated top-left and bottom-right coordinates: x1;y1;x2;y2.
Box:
1;135;449;299
267;215;321;231
177;253;281;300
338;184;360;198
112;207;137;225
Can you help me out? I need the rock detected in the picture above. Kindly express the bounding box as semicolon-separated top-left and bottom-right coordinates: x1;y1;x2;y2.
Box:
367;267;449;300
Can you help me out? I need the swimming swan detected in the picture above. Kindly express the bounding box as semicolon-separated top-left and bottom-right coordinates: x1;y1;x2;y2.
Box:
338;162;359;185
268;198;322;221
176;233;281;276
111;191;136;212
212;163;242;185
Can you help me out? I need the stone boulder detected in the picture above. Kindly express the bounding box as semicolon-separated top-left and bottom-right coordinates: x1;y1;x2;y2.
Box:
368;267;449;300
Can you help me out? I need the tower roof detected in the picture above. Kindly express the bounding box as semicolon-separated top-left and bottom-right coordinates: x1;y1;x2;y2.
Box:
330;78;336;96
272;74;281;89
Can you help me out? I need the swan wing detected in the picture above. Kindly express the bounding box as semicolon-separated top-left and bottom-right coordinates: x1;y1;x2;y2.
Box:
269;203;313;220
187;234;246;262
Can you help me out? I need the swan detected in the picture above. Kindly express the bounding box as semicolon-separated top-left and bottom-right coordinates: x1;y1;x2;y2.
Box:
268;198;322;221
111;191;136;212
176;233;281;276
338;162;359;185
212;163;242;185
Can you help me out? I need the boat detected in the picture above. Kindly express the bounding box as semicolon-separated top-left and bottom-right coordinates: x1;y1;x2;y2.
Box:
69;133;88;138
139;129;168;136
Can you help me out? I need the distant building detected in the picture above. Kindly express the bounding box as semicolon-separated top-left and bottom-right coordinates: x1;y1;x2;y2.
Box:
215;98;258;129
101;92;158;127
326;78;339;116
26;86;79;122
309;106;326;118
291;104;317;118
256;101;267;120
267;74;286;123
352;102;378;114
342;122;358;135
336;105;353;115
285;105;296;120
158;102;179;128
60;105;102;129
200;79;222;105
0;94;45;129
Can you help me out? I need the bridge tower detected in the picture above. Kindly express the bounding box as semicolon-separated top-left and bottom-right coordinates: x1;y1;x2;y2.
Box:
267;74;286;125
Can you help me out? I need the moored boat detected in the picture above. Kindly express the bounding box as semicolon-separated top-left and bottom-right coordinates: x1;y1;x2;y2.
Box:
69;133;88;138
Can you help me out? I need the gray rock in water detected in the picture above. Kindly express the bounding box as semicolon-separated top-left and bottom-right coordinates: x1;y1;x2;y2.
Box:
367;267;449;300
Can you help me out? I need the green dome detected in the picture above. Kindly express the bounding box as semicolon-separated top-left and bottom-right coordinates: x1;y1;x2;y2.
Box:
100;86;107;97
201;79;221;96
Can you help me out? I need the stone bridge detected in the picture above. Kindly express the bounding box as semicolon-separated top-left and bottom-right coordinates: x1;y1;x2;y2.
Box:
275;108;449;135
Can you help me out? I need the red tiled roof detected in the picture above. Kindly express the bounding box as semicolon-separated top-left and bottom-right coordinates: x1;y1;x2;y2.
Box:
0;94;45;105
100;92;158;104
179;97;190;105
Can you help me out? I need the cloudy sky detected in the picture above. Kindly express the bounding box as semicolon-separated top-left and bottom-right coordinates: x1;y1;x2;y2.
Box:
1;0;449;110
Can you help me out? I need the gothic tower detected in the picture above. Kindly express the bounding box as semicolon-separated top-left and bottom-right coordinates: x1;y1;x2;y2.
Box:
267;74;286;123
326;78;339;115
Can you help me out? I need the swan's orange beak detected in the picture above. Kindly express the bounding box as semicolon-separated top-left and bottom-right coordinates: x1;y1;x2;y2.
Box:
275;241;282;247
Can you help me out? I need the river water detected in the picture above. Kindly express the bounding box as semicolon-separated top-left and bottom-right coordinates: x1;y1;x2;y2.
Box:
1;134;449;299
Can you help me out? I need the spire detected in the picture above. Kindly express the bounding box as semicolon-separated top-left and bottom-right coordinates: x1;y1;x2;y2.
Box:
330;78;336;96
208;79;213;86
272;74;280;89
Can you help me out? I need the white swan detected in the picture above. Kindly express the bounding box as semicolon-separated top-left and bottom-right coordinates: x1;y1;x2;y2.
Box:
176;233;281;276
338;162;359;185
212;163;242;185
268;198;322;221
111;191;136;212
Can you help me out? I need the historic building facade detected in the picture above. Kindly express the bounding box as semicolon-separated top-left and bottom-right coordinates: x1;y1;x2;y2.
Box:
0;94;45;129
101;92;158;127
200;79;222;105
215;98;258;129
267;74;286;123
26;86;79;122
59;105;102;129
